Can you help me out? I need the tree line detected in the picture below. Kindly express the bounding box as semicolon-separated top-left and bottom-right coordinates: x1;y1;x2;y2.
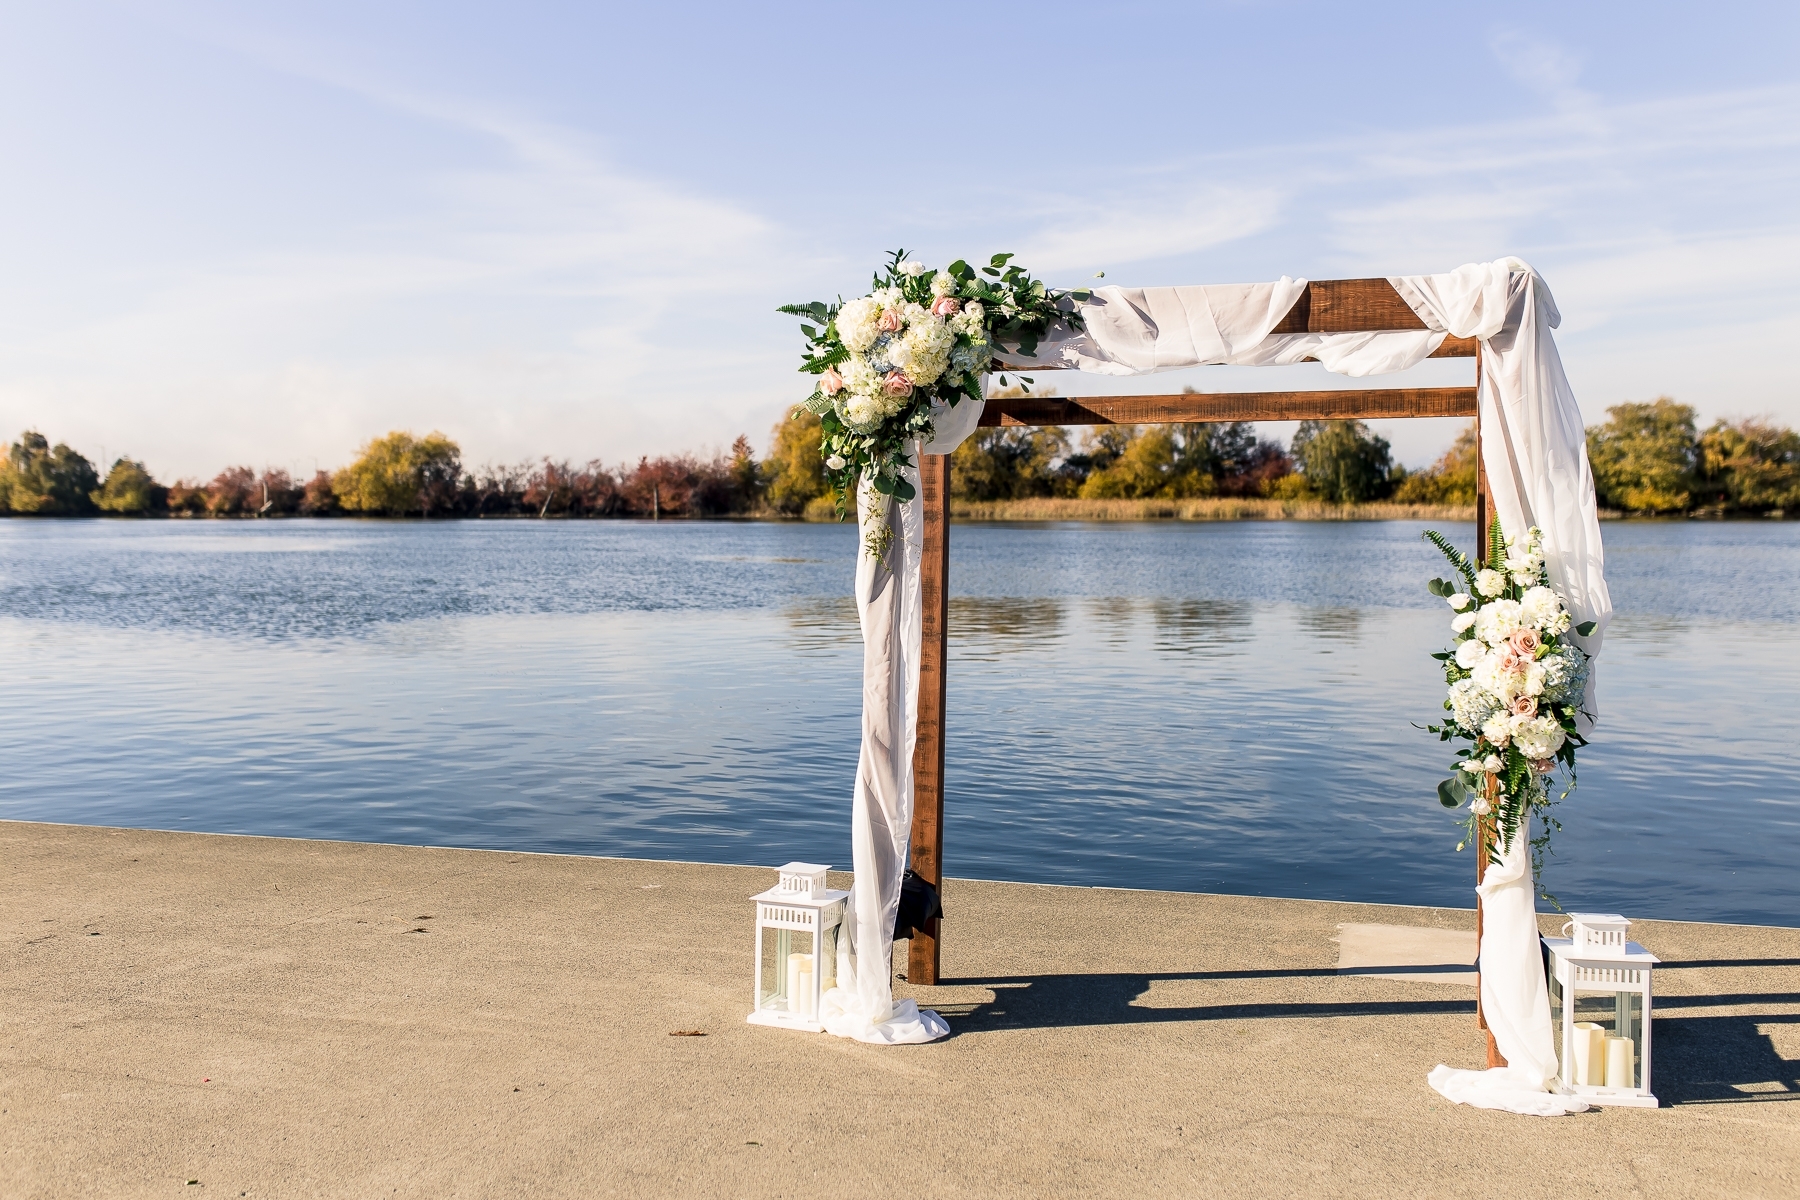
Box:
2;396;1792;519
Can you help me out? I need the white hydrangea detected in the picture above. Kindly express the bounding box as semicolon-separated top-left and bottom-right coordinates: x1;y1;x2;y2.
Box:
1481;712;1515;747
839;356;881;396
837;298;882;354
1513;714;1566;760
902;301;929;325
930;272;958;297
1449;678;1501;733
874;286;905;308
1519;585;1562;630
1473;598;1524;646
960;300;985;325
1475;568;1507;598
1521;659;1547;697
843;393;883;431
889;318;955;387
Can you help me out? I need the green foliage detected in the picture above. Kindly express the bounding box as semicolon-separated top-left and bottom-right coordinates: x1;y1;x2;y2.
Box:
0;431;99;515
1586;398;1697;513
1290;420;1393;503
1697;417;1800;512
1069;416;1281;500
764;407;827;516
951;425;1073;501
331;430;463;517
91;458;165;514
1392;422;1477;505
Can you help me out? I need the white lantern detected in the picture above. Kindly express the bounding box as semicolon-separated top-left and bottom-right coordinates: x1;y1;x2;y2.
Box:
1545;915;1661;1107
746;862;848;1033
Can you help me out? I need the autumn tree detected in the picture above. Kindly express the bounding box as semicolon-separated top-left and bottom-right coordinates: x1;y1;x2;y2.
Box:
91;458;166;515
1585;399;1697;514
0;432;100;515
1697;417;1800;513
331;431;463;516
764;408;827;516
1290;420;1395;503
1392;422;1478;505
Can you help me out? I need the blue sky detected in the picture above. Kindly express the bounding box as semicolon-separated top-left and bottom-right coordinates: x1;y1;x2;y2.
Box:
2;1;1796;479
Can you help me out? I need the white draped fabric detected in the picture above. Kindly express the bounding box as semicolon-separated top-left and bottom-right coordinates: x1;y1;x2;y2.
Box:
836;262;1607;1096
818;453;952;1045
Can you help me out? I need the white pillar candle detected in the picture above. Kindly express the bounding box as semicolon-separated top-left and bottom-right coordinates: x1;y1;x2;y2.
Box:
1571;1022;1606;1086
797;956;815;1018
1605;1036;1635;1090
786;953;805;1013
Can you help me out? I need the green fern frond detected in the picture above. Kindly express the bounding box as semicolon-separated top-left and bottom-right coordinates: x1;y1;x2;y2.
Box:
1487;516;1506;568
1422;529;1480;590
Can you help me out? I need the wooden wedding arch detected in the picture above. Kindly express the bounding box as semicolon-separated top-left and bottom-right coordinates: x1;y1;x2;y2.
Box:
903;277;1505;1061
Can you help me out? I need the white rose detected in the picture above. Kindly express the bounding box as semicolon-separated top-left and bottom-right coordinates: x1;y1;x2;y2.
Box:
1451;612;1477;634
1483;755;1503;772
825;455;846;471
1455;640;1486;669
1475;569;1507;598
1513;572;1538;589
1460;760;1486;774
1448;593;1471;610
900;260;927;277
1471;797;1493;815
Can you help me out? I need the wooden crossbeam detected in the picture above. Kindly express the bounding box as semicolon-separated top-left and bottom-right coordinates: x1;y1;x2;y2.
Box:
1270;278;1425;333
979;386;1476;427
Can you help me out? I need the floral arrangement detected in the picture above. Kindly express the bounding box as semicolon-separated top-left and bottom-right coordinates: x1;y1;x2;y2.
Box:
779;251;1085;516
1423;520;1597;867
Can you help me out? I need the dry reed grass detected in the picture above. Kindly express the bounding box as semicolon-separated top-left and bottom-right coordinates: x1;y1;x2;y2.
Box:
946;497;1476;522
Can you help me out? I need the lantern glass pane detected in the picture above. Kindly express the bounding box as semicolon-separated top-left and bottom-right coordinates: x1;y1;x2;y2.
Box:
819;922;839;991
758;925;815;1014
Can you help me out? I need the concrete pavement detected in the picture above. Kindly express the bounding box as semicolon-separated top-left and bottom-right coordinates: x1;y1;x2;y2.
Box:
3;820;1796;1199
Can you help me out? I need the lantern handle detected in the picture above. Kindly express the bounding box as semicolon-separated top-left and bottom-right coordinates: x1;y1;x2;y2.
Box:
1559;920;1574;938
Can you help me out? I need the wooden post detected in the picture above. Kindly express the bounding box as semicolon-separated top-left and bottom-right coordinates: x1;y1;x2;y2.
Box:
1472;344;1506;1069
907;453;950;985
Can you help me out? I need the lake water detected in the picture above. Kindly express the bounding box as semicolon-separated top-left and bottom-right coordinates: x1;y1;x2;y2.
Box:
2;517;1796;927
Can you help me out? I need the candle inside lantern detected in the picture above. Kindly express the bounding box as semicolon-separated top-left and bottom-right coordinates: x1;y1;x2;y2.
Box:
1571;1022;1606;1086
786;953;814;1017
1604;1036;1634;1090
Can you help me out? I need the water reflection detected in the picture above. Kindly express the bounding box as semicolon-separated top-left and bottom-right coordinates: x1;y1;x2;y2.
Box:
1149;599;1253;655
1297;608;1364;644
1;519;1797;925
950;597;1067;655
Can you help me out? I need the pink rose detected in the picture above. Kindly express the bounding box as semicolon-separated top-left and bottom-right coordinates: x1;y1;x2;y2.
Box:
931;296;960;317
882;370;913;398
1508;628;1541;657
1497;648;1527;675
819;367;844;396
877;308;904;333
1509;695;1537;717
1532;758;1556;774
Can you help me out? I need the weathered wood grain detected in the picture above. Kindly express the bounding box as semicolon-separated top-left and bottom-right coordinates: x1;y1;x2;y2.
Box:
906;453;950;986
